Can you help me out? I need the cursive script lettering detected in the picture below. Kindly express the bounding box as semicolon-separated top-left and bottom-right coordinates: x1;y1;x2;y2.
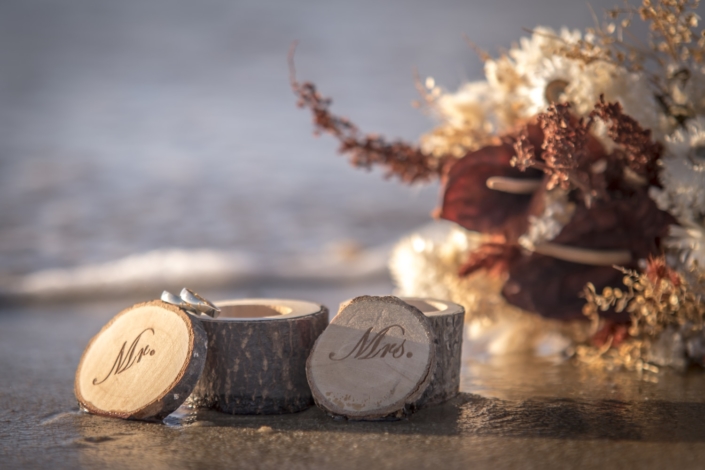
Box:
329;324;412;361
93;328;156;385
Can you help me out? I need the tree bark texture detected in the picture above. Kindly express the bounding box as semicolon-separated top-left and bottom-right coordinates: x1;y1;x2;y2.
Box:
188;302;329;414
400;298;465;409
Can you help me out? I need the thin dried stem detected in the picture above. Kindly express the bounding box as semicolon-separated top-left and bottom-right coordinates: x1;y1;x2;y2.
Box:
533;242;633;265
485;176;543;194
289;42;444;183
462;33;491;62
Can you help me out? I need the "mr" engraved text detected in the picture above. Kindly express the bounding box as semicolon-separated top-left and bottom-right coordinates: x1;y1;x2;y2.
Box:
93;328;156;385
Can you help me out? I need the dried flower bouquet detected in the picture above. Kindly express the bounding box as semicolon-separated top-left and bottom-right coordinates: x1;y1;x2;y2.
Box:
293;0;705;371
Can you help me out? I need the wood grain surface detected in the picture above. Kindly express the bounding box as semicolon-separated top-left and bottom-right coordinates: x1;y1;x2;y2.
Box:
74;300;207;421
307;295;436;420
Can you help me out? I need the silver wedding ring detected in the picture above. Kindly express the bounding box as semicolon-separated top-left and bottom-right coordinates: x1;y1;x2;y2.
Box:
161;288;221;318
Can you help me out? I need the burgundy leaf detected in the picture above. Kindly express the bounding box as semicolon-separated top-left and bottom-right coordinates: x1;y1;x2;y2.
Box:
551;193;675;259
502;191;675;320
458;243;520;277
502;254;628;321
439;143;543;241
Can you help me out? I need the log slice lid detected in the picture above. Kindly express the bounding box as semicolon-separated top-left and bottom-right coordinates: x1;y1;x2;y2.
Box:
306;295;436;419
75;300;207;421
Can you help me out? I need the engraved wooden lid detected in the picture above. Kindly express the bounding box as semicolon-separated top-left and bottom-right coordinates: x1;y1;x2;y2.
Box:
306;295;436;420
74;300;207;421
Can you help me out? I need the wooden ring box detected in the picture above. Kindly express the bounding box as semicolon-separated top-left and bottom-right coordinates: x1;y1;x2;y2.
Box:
187;298;329;414
74;297;328;421
306;295;464;420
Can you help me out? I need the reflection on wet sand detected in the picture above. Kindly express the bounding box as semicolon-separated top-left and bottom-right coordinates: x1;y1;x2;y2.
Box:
463;354;705;404
68;341;705;468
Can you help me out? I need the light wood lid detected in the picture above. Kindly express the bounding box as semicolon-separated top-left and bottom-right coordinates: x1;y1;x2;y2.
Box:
306;295;436;419
74;300;207;420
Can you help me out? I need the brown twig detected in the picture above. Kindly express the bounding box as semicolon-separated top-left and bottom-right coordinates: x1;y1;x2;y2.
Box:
462;33;491;62
289;42;444;183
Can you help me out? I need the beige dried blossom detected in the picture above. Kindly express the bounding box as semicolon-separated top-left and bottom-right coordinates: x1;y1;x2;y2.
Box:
650;116;705;222
418;80;505;158
667;222;705;270
420;14;678;159
579;258;705;372
558;0;705;130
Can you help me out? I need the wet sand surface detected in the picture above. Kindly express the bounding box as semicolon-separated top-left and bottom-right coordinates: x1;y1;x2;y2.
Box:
4;282;705;469
4;1;705;468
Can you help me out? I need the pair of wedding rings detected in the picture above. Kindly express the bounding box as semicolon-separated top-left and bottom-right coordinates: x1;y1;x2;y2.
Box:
161;288;221;318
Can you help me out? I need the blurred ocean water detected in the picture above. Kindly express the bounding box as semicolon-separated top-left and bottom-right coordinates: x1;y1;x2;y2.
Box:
0;0;636;297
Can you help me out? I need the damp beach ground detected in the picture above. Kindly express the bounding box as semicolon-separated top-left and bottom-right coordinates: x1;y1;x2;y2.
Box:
5;279;705;469
5;0;705;468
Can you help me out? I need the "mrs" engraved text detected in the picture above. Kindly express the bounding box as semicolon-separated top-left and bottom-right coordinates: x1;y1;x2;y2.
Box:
93;328;157;385
329;324;412;361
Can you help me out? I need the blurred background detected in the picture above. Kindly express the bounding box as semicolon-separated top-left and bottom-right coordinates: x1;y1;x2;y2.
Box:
0;0;651;300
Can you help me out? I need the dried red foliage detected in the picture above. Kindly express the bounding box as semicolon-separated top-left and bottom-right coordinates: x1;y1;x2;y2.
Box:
503;254;629;321
439;142;542;241
590;96;662;185
513;103;600;199
503;196;675;320
512;96;667;204
645;255;682;288
458;243;520;277
591;321;630;348
290;53;443;183
538;103;590;191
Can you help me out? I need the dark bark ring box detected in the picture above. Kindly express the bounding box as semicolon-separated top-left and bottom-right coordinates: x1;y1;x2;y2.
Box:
187;298;329;414
398;297;465;409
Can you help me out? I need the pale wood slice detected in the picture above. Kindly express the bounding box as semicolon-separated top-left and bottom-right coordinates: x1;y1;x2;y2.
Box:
75;300;207;421
399;297;465;408
306;295;436;420
188;299;329;414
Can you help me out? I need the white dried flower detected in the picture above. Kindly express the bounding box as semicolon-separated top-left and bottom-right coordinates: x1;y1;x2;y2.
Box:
506;27;670;140
419;80;516;157
434;81;496;130
423;26;670;158
665;223;705;270
508;27;583;116
569;60;669;142
509;27;668;140
389;223;481;300
670;66;705;120
650;117;705;224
